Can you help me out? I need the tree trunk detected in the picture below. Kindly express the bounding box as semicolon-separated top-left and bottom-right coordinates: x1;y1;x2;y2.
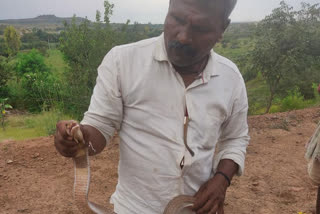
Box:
265;91;274;114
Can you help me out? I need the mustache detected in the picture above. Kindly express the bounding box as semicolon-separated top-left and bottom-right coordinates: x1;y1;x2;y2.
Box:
168;41;196;57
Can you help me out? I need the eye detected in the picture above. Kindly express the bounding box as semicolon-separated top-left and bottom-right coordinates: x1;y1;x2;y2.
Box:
173;15;185;25
193;25;210;33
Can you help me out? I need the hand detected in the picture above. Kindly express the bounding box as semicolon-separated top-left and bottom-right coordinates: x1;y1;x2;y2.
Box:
192;174;229;214
54;120;86;157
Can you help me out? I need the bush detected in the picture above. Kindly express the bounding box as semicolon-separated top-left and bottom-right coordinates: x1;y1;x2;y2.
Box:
280;88;307;112
12;49;61;112
312;83;320;103
0;56;10;97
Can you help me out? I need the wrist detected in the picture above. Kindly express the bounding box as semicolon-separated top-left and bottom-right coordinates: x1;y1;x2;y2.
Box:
214;171;231;187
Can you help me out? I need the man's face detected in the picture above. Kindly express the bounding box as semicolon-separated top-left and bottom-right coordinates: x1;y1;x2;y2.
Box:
164;0;226;67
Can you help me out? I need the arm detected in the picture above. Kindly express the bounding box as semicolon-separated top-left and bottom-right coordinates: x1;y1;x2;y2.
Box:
192;77;250;214
54;47;123;157
192;159;238;214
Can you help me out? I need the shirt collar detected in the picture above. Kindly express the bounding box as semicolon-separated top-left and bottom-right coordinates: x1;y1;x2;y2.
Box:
153;33;220;78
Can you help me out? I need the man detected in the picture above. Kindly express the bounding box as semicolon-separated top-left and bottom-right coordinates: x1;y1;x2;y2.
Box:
54;0;250;213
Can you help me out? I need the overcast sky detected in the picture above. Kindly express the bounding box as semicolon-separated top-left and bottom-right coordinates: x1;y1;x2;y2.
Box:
0;0;319;23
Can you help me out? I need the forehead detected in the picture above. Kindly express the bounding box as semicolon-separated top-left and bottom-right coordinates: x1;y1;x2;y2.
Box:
169;0;223;24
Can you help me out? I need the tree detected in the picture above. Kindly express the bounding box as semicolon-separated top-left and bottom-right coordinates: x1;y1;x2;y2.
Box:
4;26;21;56
96;10;102;22
15;49;56;112
250;1;317;113
104;0;114;24
59;11;117;118
0;56;11;97
251;1;320;113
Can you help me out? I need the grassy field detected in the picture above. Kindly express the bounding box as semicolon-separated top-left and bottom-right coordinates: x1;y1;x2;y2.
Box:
0;109;72;142
45;49;69;77
246;74;270;115
0;50;72;142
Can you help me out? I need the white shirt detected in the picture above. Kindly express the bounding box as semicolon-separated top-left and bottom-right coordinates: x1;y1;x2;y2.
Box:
81;34;250;214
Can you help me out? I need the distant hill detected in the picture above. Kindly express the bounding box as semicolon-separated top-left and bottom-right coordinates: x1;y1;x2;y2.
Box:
0;15;88;27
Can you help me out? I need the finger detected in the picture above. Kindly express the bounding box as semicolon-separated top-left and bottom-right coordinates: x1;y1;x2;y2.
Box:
54;131;78;147
56;120;78;139
54;140;79;157
192;192;209;211
196;198;216;214
208;202;219;214
217;204;224;214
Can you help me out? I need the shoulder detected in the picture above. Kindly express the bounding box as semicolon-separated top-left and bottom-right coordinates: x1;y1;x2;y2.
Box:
213;52;243;81
100;36;159;66
111;36;159;58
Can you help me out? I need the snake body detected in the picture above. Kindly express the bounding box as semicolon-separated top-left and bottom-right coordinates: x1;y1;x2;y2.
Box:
69;125;195;214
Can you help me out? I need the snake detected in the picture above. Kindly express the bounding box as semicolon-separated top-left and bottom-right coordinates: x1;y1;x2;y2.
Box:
67;124;195;214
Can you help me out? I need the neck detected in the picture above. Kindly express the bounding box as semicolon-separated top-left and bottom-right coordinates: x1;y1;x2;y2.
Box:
173;55;209;76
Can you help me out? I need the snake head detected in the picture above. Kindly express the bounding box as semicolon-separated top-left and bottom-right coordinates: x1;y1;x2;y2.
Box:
71;125;85;145
66;120;78;134
65;120;84;144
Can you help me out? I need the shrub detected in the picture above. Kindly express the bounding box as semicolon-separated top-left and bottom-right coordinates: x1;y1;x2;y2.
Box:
24;108;71;135
0;56;10;97
13;49;60;112
280;88;306;112
312;83;320;103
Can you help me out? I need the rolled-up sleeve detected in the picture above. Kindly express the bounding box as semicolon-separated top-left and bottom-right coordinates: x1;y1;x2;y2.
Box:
213;78;250;176
81;47;123;143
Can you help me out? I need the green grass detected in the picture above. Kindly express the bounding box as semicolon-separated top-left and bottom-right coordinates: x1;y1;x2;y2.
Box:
0;109;72;142
245;73;270;115
45;49;69;78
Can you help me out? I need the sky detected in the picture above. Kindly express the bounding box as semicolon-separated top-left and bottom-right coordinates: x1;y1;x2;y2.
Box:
0;0;319;24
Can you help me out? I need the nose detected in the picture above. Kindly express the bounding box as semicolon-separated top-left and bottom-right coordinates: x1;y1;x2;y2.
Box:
177;26;192;45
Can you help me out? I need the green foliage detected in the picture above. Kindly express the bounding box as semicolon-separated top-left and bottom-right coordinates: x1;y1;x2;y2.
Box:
312;83;320;103
0;109;72;141
269;105;282;114
4;26;21;56
15;49;49;77
59;2;119;118
246;73;270;115
20;28;59;52
44;49;69;78
0;56;12;97
0;98;13;130
0;25;8;35
104;0;114;24
24;108;72;135
13;49;59;112
250;1;320;113
279;88;307;111
0;37;6;56
96;10;102;22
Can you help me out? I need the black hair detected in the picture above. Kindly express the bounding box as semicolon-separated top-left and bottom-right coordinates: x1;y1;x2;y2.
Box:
169;0;237;22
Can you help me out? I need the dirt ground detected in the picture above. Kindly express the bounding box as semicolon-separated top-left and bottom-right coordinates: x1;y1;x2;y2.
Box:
1;107;320;214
